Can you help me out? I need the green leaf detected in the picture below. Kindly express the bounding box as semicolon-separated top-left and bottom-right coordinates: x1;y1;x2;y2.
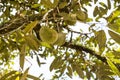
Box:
108;30;120;44
53;0;59;8
107;10;120;22
99;7;107;17
20;44;26;70
41;0;53;9
107;58;120;76
0;71;17;80
60;64;66;76
36;56;41;67
94;0;98;4
107;0;111;9
59;1;68;9
75;65;84;78
40;42;52;48
7;74;20;80
20;67;30;80
111;59;120;64
71;63;84;78
99;2;107;9
95;30;106;53
101;76;114;80
50;57;64;71
108;23;120;33
67;66;73;78
24;21;38;34
25;35;40;50
31;4;41;8
4;6;10;17
93;6;99;17
27;74;40;80
50;58;58;71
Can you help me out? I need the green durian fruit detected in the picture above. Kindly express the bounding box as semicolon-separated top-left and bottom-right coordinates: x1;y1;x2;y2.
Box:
54;32;66;46
39;27;58;44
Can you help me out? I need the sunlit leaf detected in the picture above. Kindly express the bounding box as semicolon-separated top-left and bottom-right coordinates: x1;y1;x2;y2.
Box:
40;42;52;48
107;10;120;22
0;71;17;80
7;74;20;80
24;21;38;34
111;59;120;64
31;4;41;8
108;30;120;44
15;76;19;80
107;58;120;76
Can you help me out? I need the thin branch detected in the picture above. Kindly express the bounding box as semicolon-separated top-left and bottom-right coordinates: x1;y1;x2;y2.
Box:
70;32;73;43
42;9;54;20
66;27;92;35
0;17;27;35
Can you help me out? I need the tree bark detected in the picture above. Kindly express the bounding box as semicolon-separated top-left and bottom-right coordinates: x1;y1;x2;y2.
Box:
63;42;107;64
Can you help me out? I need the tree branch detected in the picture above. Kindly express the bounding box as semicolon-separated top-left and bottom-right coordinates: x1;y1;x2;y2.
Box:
62;42;107;64
0;13;107;64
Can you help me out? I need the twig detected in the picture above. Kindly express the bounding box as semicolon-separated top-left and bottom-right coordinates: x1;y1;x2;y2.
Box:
66;27;92;35
70;32;73;43
42;9;53;20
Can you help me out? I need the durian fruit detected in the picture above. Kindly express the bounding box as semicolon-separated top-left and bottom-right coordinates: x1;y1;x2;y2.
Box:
76;11;87;21
54;32;66;46
39;27;58;44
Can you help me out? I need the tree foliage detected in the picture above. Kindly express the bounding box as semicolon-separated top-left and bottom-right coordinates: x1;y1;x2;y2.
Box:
0;0;120;80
